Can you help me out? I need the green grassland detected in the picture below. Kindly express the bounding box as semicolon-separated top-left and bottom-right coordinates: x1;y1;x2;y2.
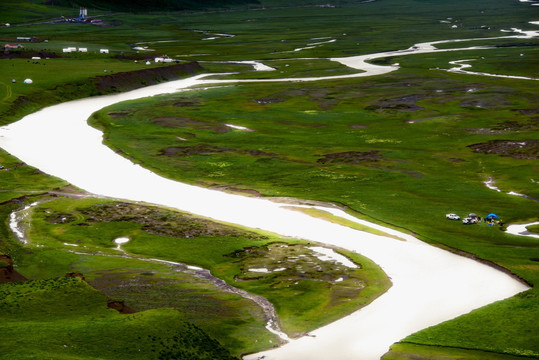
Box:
7;195;389;353
1;0;538;359
0;276;237;360
89;54;539;358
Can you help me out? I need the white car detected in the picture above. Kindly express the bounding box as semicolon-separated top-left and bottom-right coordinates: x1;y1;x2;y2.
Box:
446;213;460;220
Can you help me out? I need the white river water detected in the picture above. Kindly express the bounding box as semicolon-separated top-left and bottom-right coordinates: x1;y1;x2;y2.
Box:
0;29;536;359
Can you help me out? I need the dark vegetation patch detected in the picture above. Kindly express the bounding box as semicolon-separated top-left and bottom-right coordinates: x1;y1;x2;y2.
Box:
272;87;340;110
226;242;366;308
349;124;368;129
45;212;76;224
161;144;277;158
317;150;383;164
151;116;231;133
365;94;429;112
459;94;512;109
78;201;266;239
514;108;539;115
277;120;327;128
174;98;201;107
68;0;255;11
152;116;207;128
151;116;232;137
493;117;539;131
467;140;539;159
91;270;248;319
465;128;507;135
112;53;153;61
229;243;360;281
0;50;62;59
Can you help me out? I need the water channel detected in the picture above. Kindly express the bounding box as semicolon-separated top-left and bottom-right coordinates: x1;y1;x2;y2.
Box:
0;28;536;359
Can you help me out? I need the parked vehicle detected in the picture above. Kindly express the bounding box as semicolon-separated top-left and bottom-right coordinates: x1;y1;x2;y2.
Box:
462;217;478;225
446;213;460;220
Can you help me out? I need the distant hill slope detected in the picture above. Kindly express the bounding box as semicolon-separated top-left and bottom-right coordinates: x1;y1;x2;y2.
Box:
64;0;258;11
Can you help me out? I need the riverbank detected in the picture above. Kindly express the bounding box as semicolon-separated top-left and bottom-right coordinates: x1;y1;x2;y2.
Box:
0;69;530;359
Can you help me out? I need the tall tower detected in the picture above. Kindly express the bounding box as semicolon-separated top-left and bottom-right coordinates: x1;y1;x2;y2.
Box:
79;7;88;19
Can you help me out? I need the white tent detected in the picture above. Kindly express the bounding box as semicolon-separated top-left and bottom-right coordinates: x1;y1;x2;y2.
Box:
23;79;33;84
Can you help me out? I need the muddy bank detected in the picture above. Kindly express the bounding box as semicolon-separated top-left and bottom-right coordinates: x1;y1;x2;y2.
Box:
0;255;28;283
1;62;204;127
94;62;204;92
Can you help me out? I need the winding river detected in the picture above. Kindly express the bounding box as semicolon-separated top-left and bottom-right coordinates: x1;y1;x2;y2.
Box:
0;28;536;359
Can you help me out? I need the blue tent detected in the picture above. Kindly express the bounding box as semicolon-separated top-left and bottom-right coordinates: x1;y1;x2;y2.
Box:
486;213;499;220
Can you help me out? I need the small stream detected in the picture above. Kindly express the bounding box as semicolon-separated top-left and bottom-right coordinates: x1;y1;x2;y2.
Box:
9;202;40;245
8;204;288;341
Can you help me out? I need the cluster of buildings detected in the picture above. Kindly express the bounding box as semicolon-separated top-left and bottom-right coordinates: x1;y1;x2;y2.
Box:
4;37;45;50
62;8;103;24
62;47;109;53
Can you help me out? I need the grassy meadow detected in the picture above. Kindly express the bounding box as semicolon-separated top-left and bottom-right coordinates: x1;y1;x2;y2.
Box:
89;32;539;360
1;0;539;359
0;276;237;360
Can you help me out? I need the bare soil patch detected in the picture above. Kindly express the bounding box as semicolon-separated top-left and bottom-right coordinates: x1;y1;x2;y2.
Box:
107;300;136;314
0;255;28;283
467;140;539;159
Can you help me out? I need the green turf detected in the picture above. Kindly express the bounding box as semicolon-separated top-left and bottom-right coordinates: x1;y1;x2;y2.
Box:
0;276;236;360
89;60;539;358
9;196;389;351
1;0;538;358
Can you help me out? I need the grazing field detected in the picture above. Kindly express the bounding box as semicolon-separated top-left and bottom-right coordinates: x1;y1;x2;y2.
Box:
1;0;538;359
90;47;539;359
7;195;389;355
0;276;237;360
